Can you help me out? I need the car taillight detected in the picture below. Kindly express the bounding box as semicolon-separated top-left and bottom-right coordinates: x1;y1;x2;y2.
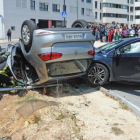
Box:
38;53;62;61
88;50;95;56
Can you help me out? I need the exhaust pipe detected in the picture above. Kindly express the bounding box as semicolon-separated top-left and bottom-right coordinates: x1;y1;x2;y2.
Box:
0;84;62;92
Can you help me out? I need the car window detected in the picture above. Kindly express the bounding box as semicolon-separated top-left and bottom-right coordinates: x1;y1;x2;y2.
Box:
120;42;140;54
99;41;123;51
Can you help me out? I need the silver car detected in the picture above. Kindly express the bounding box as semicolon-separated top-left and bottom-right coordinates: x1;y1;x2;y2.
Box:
7;20;95;86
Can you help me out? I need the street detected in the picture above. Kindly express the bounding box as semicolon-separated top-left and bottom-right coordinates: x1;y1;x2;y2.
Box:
104;82;140;108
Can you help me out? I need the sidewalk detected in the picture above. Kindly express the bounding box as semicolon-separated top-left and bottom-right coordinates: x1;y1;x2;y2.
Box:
0;39;19;43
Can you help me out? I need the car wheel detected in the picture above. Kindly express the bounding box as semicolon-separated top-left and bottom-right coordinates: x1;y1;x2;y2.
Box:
21;20;37;53
85;63;109;87
71;20;88;28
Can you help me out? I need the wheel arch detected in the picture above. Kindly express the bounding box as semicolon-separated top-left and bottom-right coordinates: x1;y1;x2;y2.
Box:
91;62;114;82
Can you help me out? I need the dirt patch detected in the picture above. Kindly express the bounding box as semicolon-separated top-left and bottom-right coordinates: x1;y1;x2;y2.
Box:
0;84;140;140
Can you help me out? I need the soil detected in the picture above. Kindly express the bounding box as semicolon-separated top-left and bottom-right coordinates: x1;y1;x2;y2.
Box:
0;83;140;140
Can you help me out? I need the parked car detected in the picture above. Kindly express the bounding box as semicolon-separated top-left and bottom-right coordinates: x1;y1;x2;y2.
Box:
6;20;95;86
85;38;140;86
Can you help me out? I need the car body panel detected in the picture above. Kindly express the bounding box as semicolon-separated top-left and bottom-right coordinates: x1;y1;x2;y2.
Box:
20;28;95;85
93;38;140;83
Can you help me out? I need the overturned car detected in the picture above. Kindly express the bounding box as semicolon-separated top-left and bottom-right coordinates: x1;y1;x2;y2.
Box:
4;20;95;89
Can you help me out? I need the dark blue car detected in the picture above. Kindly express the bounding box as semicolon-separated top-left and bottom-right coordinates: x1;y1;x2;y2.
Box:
85;38;140;86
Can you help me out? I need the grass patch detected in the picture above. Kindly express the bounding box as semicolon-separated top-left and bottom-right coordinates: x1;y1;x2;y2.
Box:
113;123;119;126
111;127;124;136
34;115;41;124
56;111;65;120
22;134;27;140
119;100;128;110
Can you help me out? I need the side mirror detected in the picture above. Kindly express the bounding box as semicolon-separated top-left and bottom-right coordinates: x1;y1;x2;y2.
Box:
116;49;121;55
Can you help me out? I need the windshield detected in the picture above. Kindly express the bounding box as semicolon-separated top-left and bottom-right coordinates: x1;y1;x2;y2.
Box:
99;41;123;51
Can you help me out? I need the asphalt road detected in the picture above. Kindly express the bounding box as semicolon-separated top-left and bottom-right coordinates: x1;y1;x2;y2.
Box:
103;82;140;108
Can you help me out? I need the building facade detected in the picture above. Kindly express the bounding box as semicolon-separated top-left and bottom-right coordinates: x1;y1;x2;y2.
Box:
0;0;139;39
0;0;93;39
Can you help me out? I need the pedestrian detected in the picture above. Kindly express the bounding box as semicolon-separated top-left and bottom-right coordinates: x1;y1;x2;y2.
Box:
95;28;100;41
99;25;105;42
120;26;123;39
114;26;117;41
108;28;112;42
116;22;120;29
122;27;125;38
110;21;116;29
135;25;138;37
105;26;108;42
124;26;130;38
138;26;140;37
115;27;121;40
111;27;114;42
130;27;135;37
7;29;12;42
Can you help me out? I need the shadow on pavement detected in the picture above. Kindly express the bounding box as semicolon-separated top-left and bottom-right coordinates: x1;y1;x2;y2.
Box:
103;82;140;97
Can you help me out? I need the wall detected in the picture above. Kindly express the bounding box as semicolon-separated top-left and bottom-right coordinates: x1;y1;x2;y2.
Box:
2;0;94;39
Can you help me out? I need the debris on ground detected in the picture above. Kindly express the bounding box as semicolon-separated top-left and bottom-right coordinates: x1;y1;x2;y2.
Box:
0;82;140;140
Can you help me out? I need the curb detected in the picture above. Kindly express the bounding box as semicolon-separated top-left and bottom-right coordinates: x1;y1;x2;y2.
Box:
100;87;140;118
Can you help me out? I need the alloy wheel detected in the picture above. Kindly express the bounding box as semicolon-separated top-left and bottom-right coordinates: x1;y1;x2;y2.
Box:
88;66;106;84
22;25;30;43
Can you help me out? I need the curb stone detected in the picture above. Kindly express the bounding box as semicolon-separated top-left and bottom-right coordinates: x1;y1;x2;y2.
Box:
100;87;140;118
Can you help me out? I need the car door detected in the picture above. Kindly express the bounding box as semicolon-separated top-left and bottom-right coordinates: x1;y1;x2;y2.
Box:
113;41;140;81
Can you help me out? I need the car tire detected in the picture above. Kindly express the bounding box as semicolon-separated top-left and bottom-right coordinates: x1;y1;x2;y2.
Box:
71;20;88;28
21;20;37;53
85;63;109;87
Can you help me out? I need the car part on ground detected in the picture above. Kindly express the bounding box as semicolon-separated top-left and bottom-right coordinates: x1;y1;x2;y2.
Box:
17;99;60;119
71;20;89;28
85;63;109;86
21;20;37;53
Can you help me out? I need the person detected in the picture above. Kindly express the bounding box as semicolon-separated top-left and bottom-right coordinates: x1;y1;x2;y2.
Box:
99;25;105;42
138;26;140;37
7;29;12;42
115;27;121;40
105;27;108;42
95;28;100;41
120;26;123;39
108;28;113;42
124;26;130;38
116;22;120;29
114;26;117;41
135;25;138;37
111;27;114;42
130;27;135;37
122;27;125;38
0;52;15;87
110;21;116;29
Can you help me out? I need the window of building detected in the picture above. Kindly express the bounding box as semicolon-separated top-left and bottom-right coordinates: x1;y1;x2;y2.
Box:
128;0;129;3
95;1;97;9
135;7;140;10
103;3;127;9
136;0;140;2
130;0;134;4
100;13;102;20
127;15;129;21
95;12;97;19
135;15;140;19
81;0;84;2
22;0;27;8
127;6;129;12
103;13;127;18
40;3;48;11
16;0;21;7
81;8;84;15
130;7;133;12
70;6;77;13
30;1;35;10
86;0;91;3
100;3;102;10
130;15;133;21
52;4;60;12
86;9;92;16
11;26;15;31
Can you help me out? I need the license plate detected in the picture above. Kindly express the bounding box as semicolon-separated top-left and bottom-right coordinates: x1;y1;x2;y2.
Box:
65;34;85;40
